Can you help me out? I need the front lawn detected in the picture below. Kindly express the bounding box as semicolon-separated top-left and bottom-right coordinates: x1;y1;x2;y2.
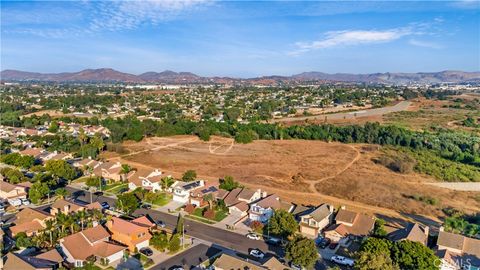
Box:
191;206;229;222
106;183;129;194
145;192;172;206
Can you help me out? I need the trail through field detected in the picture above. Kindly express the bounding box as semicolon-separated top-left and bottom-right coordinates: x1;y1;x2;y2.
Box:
305;145;361;192
208;138;234;155
119;137;199;158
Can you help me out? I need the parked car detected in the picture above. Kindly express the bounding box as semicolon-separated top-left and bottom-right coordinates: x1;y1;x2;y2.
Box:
249;249;265;259
139;247;153;256
266;236;281;245
290;263;303;270
141;204;152;209
20;198;30;205
8;198;22;207
169;266;184;270
100;202;110;209
246;233;261;240
156;220;166;228
331;255;354;267
317;238;331;249
94;191;104;196
329;242;338;250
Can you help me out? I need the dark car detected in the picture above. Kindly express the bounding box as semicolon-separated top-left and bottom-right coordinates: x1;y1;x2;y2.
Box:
140;247;153;256
266;236;281;246
329;242;338;250
156;220;166;228
318;238;331;249
100;202;110;209
94;191;104;196
141;204;152;209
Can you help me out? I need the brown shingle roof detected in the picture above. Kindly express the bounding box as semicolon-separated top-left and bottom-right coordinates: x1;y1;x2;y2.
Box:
0;181;21;193
35;249;64;263
437;231;466;251
82;225;110;243
335;209;358;224
15;208;50;225
51;199;84;213
388;223;428;245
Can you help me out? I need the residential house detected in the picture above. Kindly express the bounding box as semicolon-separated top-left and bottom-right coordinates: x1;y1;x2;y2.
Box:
298;204;334;238
50;199;85;216
212;253;288;270
59;225;126;267
248;194;294;223
436;228;480;270
324;207;375;245
189;180;220;207
127;169;164;192
0;181;28;201
40;151;73;162
213;253;265;270
19;147;45;160
3;252;60;270
171;180;205;203
92;161;125;182
106;216;153;252
73;158;102;172
10;208;52;236
388;223;429;246
223;188;262;216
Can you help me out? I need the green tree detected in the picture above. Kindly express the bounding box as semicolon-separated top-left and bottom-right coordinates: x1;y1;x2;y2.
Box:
55;188;69;199
161;176;174;189
0;168;26;184
219;175;240;191
15;232;33;248
267;209;299;238
373;219;387;237
182;170;197;182
121;164;132;174
48;121;59;133
85;176;102;188
29;181;50;204
285;235;319;269
355;252;399;270
169;233;181;253
151;232;169;252
45;159;77;181
117;192;139;214
391;240;439;270
175;213;185;235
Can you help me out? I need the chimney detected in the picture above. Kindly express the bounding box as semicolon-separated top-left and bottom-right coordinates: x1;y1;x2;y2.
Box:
92;221;98;227
328;204;334;213
424;225;430;239
439;226;444;232
262;191;268;198
340;205;346;210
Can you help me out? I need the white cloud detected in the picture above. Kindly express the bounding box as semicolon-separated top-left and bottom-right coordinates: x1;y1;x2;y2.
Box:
409;39;443;49
289;20;444;55
88;0;210;32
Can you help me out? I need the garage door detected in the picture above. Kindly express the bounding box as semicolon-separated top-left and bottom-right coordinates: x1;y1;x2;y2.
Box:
135;240;149;250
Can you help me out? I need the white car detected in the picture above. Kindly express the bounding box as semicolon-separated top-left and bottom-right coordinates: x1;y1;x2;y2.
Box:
331;255;354;267
246;233;261;240
8;198;22;207
249;249;265;259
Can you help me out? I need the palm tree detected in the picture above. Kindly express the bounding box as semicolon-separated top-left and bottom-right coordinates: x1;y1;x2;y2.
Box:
56;213;68;236
203;193;215;210
161;177;174;190
44;219;56;247
77;210;87;230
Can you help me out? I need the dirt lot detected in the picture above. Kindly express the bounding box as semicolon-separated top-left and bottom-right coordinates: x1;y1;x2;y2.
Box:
104;136;480;223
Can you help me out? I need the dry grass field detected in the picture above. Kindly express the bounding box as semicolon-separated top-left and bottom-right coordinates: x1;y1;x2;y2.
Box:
104;135;480;222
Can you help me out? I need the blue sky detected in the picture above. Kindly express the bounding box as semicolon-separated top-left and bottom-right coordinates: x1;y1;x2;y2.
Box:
1;1;479;77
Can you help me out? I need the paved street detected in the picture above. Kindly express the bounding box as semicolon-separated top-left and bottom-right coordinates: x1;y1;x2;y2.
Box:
66;186;282;257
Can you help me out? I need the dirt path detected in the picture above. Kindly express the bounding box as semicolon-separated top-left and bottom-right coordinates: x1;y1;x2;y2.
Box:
208;138;234;155
305;145;361;192
119;137;199;158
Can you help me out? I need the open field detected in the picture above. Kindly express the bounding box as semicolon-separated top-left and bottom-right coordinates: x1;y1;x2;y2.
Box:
104;136;480;223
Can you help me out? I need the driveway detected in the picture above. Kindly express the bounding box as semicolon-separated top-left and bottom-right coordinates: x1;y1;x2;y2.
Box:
149;243;222;270
156;200;185;213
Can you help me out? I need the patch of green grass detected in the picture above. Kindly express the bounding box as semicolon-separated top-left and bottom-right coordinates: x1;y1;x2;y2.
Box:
107;184;128;194
186;214;216;224
147;192;172;206
189;207;228;222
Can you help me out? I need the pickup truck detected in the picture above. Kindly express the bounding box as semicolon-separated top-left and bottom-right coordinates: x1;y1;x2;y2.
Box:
331;255;355;267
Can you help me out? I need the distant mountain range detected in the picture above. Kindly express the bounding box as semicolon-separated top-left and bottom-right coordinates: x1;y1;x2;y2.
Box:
1;68;479;85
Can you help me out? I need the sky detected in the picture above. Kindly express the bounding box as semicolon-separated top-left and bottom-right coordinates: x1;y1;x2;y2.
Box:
1;0;479;77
